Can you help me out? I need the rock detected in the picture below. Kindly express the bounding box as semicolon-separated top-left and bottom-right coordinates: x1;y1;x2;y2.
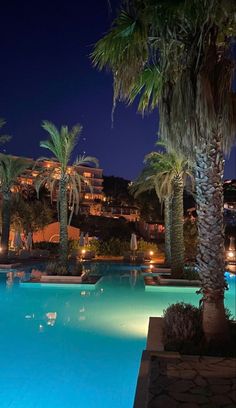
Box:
228;391;236;403
208;378;232;385
179;370;197;380
181;404;199;408
210;385;231;394
210;395;232;406
170;392;208;404
168;380;194;393
149;394;178;408
190;386;212;396
194;376;208;387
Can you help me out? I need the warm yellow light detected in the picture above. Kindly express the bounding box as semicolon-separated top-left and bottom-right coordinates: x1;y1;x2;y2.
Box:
0;247;2;252
228;251;234;258
149;250;154;256
81;249;86;254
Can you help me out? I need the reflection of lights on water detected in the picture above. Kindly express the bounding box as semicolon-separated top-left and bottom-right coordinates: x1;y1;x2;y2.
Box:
80;291;90;296
79;316;86;321
79;307;85;313
25;314;35;319
46;312;57;327
100;288;104;292
46;312;57;320
39;324;44;332
47;320;55;326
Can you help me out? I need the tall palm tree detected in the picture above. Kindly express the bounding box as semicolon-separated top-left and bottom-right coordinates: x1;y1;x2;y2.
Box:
130;149;192;276
0;155;31;257
37;121;98;267
92;0;236;341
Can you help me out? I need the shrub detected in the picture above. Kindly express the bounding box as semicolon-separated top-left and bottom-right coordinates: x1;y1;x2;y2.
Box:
88;236;162;257
163;302;202;346
137;238;160;255
45;260;83;276
98;238;130;256
70;261;83;275
182;265;200;280
68;239;79;255
34;241;59;254
45;261;67;276
88;239;100;254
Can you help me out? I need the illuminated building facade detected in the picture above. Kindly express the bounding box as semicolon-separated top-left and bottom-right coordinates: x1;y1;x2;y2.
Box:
16;158;104;215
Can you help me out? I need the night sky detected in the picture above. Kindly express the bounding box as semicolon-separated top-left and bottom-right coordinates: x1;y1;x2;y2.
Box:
0;0;235;180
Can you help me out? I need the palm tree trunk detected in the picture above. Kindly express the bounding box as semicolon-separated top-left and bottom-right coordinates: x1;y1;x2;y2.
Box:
164;196;171;265
59;177;68;268
171;175;184;278
195;135;229;342
1;192;11;258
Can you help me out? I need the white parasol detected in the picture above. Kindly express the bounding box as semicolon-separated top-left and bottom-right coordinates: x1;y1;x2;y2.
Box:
13;231;22;251
26;232;33;251
79;232;85;247
84;232;89;246
130;233;138;252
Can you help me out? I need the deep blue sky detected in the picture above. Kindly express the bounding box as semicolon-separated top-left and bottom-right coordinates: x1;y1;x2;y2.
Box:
0;0;235;180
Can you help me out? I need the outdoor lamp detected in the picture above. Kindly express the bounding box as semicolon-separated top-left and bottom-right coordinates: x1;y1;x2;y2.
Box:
81;249;86;254
226;237;236;264
149;250;154;257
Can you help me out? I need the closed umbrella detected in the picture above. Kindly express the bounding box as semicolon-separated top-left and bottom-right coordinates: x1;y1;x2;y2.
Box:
79;232;85;247
13;231;22;252
26;232;33;251
84;232;89;247
130;233;138;259
229;236;235;251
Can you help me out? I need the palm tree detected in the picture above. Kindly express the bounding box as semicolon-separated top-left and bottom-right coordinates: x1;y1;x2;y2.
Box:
37;121;98;267
130;149;192;276
10;194;54;235
92;0;236;341
0;155;31;257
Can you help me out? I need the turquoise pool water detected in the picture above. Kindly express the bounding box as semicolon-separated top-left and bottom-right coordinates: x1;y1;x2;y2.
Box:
0;263;235;408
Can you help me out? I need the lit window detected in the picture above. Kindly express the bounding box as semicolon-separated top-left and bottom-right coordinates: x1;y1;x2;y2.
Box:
83;172;92;178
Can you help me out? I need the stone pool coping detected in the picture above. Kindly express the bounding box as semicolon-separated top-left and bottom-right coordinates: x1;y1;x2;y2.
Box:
20;275;103;289
40;275;84;283
0;263;21;269
133;317;236;408
144;275;201;289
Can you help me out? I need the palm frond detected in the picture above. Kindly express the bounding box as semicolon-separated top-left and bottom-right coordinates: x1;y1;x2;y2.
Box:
0;155;31;191
40;121;82;171
93;0;236;153
75;155;99;168
0;119;11;144
128;65;163;113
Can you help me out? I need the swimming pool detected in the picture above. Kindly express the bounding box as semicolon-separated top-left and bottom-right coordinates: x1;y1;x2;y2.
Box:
0;263;235;408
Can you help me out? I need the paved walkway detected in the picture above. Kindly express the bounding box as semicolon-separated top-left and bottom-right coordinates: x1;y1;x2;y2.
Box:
148;355;236;407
